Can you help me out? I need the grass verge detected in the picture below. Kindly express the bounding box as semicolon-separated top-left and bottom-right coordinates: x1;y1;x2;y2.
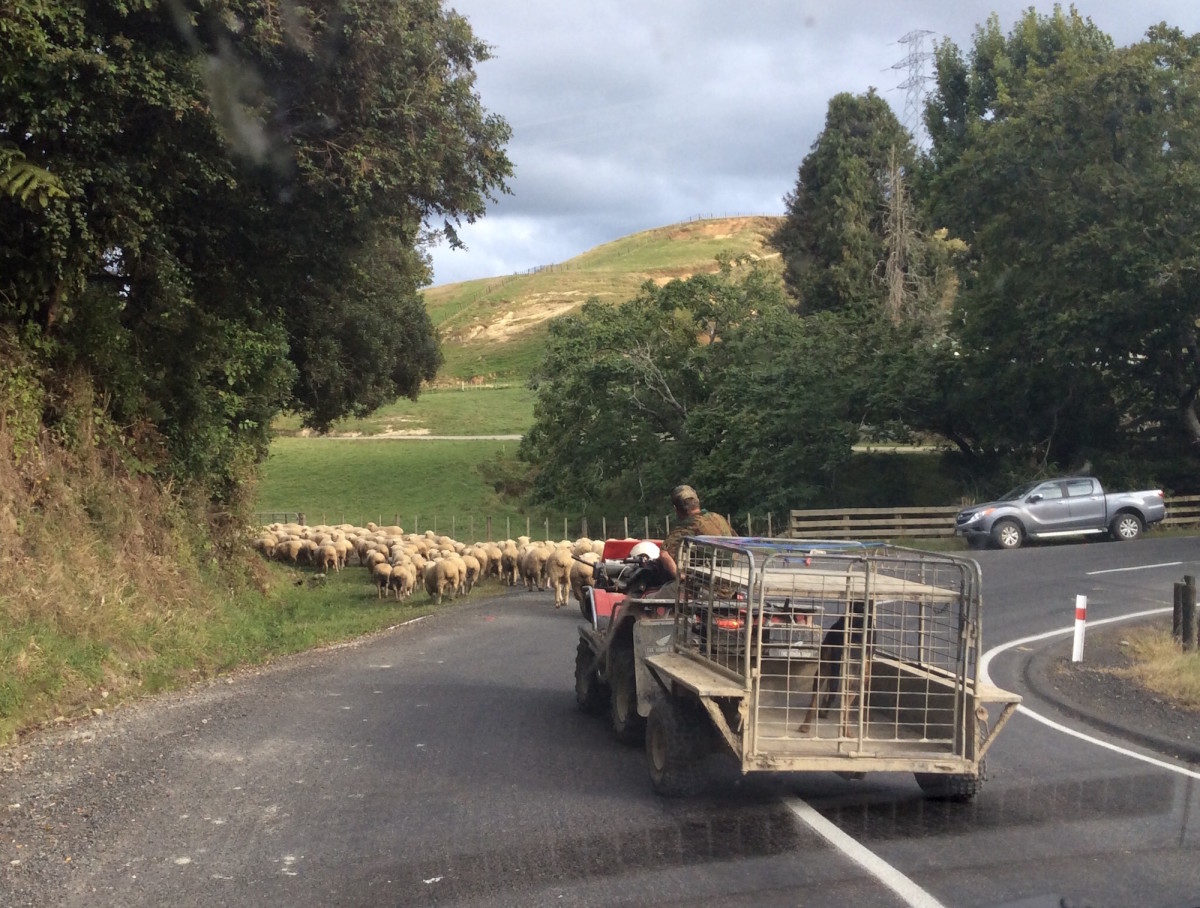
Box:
1119;626;1200;710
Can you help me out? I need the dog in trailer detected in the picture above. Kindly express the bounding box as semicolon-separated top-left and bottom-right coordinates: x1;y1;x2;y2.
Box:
798;599;874;736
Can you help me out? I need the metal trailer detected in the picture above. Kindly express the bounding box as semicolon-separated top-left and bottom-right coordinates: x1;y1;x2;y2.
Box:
633;536;1021;799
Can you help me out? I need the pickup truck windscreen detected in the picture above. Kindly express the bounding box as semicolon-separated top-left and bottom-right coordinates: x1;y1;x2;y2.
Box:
999;481;1041;500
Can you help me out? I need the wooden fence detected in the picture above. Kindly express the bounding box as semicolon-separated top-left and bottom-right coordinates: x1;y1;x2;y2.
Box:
787;494;1200;541
254;496;1200;543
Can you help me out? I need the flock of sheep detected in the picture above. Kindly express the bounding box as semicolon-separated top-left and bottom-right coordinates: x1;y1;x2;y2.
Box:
252;521;608;607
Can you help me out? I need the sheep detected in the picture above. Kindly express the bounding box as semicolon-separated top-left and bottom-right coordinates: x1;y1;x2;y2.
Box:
484;542;504;577
570;551;601;604
389;561;417;601
465;544;490;580
461;553;481;593
372;562;394;599
546;546;575;608
275;538;305;565
333;537;354;569
316;543;339;573
423;558;461;605
252;533;278;559
519;543;551;592
500;541;520;586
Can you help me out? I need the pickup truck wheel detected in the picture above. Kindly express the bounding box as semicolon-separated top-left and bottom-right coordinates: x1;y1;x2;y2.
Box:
1110;513;1143;541
575;640;609;715
991;519;1023;550
610;645;645;745
647;695;710;798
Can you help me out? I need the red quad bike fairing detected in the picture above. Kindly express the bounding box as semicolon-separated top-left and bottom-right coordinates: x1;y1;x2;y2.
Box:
579;539;669;624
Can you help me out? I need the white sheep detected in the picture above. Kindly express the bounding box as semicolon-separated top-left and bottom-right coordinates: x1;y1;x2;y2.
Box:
372;562;394;600
423;558;461;604
570;551;601;604
546;546;575;608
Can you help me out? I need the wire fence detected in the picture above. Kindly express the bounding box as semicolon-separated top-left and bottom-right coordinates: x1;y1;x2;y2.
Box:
252;510;784;542
254;495;1200;544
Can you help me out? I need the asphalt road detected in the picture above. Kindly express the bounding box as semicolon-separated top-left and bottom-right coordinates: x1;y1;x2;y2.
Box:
3;537;1200;908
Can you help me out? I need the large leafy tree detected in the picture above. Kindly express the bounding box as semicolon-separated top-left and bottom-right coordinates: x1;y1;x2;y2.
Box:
521;260;868;515
0;0;511;500
922;5;1114;240
923;15;1200;480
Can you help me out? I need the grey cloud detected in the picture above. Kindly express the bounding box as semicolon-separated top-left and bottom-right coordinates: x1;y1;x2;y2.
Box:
430;0;1199;286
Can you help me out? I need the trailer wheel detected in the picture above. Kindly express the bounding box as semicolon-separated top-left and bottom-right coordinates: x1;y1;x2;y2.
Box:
609;645;645;745
647;695;710;798
915;771;983;802
575;640;608;715
1109;512;1142;542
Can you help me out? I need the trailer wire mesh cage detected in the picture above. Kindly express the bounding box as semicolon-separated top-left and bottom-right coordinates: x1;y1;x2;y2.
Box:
674;537;985;766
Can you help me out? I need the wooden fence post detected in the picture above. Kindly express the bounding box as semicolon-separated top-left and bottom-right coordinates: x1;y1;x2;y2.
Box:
1184;575;1197;653
1174;582;1184;642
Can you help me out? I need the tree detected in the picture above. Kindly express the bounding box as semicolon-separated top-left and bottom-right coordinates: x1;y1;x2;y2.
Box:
520;259;870;515
0;0;511;501
773;90;916;317
922;19;1200;481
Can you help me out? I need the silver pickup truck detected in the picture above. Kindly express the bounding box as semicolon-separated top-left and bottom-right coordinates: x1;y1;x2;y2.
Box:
955;476;1166;549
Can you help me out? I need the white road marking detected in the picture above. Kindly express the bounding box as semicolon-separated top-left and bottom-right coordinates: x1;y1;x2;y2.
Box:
1086;561;1182;575
981;607;1200;779
782;604;1196;904
783;798;950;908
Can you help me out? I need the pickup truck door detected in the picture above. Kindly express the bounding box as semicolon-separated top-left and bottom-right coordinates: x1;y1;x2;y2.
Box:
1023;481;1074;534
1064;478;1107;529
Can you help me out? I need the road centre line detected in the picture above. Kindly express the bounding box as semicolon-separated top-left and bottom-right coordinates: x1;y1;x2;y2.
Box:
981;607;1200;780
783;797;950;908
1086;561;1182;575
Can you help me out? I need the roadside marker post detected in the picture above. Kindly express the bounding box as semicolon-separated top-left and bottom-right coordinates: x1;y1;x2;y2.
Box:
1071;595;1087;663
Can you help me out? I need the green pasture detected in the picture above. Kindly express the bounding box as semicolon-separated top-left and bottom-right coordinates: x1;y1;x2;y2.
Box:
256;437;525;530
271;385;535;437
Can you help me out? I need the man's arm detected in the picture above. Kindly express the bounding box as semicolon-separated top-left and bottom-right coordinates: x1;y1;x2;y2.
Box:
660;526;685;578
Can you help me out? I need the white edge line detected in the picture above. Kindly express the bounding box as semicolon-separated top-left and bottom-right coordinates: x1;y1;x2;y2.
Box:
1086;561;1182;575
981;606;1200;779
783;797;950;908
1014;705;1200;780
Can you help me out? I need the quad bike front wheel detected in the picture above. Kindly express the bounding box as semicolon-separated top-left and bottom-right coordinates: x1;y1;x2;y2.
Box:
574;639;608;715
609;645;645;745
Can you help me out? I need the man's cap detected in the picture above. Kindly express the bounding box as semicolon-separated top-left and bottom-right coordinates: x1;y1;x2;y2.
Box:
671;484;700;507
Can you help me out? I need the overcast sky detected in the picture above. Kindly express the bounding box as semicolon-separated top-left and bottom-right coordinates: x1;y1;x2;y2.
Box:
426;1;1199;287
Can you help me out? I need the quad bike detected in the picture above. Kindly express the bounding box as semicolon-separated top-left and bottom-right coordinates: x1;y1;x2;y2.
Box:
574;539;674;744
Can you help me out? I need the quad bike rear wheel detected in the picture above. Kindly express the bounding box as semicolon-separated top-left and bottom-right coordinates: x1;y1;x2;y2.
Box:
647;695;711;797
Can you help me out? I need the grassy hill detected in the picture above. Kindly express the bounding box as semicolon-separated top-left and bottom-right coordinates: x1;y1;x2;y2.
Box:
256;215;786;522
423;215;783;384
